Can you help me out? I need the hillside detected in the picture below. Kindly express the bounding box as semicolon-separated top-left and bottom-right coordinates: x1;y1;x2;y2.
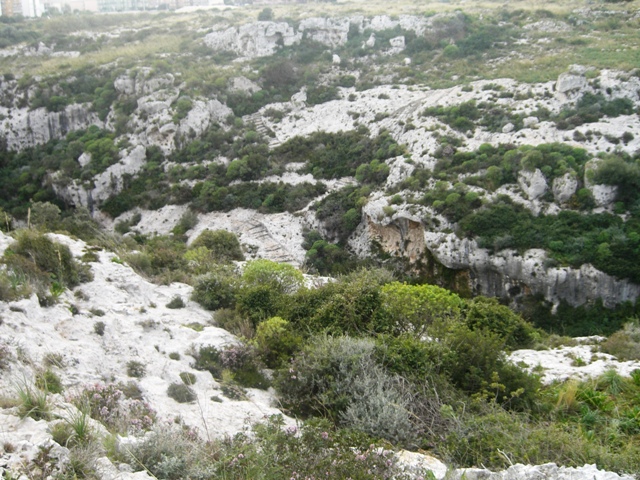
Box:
1;0;640;477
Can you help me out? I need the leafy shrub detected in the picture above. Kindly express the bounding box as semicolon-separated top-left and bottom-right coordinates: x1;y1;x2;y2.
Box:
179;372;196;385
126;416;412;480
189;229;244;262
166;295;185;309
4;230;86;289
380;282;465;336
192;345;223;378
240;259;303;295
93;321;105;336
126;361;146;378
314;185;370;244
191;265;238;311
275;335;443;447
442;324;541;409
167;382;196;403
35;369;63;394
600;320;640;360
464;297;536;349
253;316;302;368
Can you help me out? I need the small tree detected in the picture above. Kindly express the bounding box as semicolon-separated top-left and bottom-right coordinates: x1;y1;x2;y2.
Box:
257;7;273;21
190;230;244;263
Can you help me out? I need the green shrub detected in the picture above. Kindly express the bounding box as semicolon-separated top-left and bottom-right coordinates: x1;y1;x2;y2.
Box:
179;372;196;385
600;320;640;360
35;369;63;394
380;282;465;336
235;284;284;324
126;361;146;378
192;345;223;378
253;316;302;368
191;265;238;311
126;417;410;480
4;230;85;289
275;335;443;447
240;259;303;295
191;343;268;389
93;321;105;336
442;324;541;410
189;229;244;262
167;383;196;403
465;297;536;349
166;295;185;309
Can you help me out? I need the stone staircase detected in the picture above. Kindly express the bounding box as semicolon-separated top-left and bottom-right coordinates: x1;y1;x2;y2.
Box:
245;112;282;149
243;217;296;263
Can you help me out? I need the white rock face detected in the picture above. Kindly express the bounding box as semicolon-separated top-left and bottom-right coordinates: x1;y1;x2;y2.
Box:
228;76;262;94
510;344;640;384
56;145;147;209
299;16;351;47
0;104;102;150
415;232;640;308
114;67;175;96
176;99;232;141
389;35;406;49
203;22;301;58
556;72;587;94
453;463;633;480
584;159;618;208
518;168;548;200
552;172;578;203
0;232;291;437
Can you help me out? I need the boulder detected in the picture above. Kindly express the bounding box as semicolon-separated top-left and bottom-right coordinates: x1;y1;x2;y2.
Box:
518;168;548;200
552;172;578;203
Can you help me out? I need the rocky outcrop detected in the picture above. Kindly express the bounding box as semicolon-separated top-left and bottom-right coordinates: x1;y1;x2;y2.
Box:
54;145;147;210
357;207;640;308
449;463;634;480
423;232;640;308
114;67;175;96
517;168;548;200
299;17;351;47
552;172;578;203
203;22;301;58
202;15;432;58
0;104;102;151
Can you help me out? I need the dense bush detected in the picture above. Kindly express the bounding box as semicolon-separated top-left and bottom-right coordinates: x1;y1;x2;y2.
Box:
379;282;465;336
464;297;537;349
189;230;244;263
126;417;416;480
275;335;441;447
3;230;88;292
253;316;302;368
191;343;268;389
273;130;402;180
191;265;238;311
555;93;635;130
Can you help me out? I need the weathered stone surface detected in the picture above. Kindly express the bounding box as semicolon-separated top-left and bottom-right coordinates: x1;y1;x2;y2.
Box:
552;172;578;203
451;463;634;480
518;168;548;200
0;104;102;150
556;71;586;94
203;22;301;58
